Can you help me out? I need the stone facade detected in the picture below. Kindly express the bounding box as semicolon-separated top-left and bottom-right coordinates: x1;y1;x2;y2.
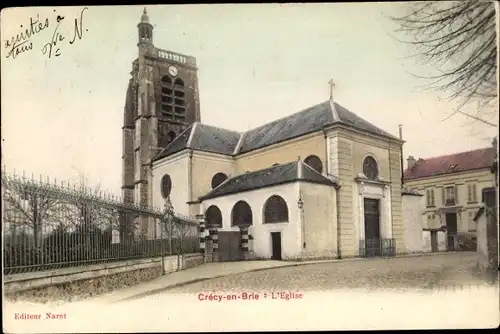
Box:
5;254;207;304
5;266;163;304
326;127;404;257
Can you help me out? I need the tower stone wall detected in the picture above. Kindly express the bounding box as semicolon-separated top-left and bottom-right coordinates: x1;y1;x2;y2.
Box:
121;8;201;238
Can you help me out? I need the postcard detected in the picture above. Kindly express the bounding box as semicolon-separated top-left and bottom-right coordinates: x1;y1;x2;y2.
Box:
2;4;499;333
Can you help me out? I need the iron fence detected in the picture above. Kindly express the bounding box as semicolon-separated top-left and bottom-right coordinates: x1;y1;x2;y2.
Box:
2;170;200;275
359;238;396;258
449;233;477;252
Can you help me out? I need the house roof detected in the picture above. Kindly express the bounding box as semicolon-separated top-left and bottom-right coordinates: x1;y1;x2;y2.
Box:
199;160;339;201
403;147;496;181
153;100;399;161
402;186;423;196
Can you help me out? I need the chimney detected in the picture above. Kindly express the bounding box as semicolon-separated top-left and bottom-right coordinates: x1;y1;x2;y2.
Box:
407;156;417;169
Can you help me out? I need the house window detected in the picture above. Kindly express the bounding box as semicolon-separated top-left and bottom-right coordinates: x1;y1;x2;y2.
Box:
426;188;435;207
468;211;476;232
362;156;379;180
263;195;289;223
467;183;477;203
445;186;455;206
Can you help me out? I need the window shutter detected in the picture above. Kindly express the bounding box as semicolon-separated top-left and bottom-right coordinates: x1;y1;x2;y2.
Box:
473;184;477;202
454;186;458;204
431;189;435;206
467;185;472;202
441;187;445;205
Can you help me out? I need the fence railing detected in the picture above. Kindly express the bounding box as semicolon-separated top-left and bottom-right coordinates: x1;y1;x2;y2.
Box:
359;238;396;258
2;170;200;275
448;233;477;252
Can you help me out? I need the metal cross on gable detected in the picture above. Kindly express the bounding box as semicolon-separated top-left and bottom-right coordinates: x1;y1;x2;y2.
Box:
328;78;336;100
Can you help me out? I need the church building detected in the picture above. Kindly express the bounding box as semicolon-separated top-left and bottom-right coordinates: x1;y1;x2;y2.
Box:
122;9;406;260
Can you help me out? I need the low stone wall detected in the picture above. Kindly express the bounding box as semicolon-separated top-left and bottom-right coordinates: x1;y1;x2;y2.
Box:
5;253;207;304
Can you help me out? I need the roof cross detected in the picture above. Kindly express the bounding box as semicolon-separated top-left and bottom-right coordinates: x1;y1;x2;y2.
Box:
328;78;336;100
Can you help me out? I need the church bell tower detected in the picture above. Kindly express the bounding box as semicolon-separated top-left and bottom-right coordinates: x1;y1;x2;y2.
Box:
122;8;201;223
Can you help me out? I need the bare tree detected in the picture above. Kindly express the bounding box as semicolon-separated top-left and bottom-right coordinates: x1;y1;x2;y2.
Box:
2;174;63;248
387;1;497;125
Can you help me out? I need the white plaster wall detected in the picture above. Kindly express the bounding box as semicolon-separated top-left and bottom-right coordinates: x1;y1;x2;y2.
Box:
152;152;190;216
402;194;424;253
201;183;301;260
422;230;446;252
437;231;447;251
422;231;431;252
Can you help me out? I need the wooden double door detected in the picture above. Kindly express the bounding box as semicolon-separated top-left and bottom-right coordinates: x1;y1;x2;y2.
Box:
364;198;381;257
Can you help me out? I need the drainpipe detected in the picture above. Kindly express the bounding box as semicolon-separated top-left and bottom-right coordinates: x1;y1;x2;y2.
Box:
322;128;329;175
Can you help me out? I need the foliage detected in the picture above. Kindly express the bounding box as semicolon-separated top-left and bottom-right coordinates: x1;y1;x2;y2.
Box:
388;1;497;124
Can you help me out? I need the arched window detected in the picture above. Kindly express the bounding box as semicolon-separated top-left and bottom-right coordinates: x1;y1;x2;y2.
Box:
263;195;289;223
167;131;176;143
211;172;228;189
304;155;323;174
161;174;172;198
173;78;186;122
363;156;379;180
231;201;253;226
205;205;222;228
160;76;186;123
161;75;174;121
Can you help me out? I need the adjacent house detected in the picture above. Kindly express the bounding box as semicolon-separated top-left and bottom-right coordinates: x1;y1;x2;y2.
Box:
403;147;496;252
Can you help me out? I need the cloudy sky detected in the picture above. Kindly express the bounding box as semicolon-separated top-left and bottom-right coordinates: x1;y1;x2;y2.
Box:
1;4;497;195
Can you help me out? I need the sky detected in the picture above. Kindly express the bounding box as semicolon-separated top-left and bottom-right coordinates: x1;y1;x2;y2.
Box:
1;4;498;196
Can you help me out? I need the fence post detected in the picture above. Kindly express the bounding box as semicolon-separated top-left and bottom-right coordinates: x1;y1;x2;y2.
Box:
195;214;206;262
160;216;165;275
208;224;219;262
240;224;250;260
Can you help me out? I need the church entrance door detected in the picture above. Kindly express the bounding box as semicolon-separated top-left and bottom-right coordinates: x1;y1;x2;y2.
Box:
364;198;381;257
218;231;242;262
271;232;282;260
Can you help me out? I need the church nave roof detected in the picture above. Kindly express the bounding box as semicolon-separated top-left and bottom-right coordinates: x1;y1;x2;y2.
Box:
153;100;399;162
199;160;339;201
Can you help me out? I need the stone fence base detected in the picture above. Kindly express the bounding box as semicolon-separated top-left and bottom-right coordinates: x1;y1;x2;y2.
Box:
5;253;208;304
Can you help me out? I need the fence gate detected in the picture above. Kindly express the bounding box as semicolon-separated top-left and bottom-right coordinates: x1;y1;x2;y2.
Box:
218;231;241;262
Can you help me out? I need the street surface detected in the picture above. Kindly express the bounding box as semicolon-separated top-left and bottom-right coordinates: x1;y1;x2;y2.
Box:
166;252;484;293
4;253;498;333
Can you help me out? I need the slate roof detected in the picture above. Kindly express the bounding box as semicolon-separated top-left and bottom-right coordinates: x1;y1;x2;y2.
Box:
403;147;496;181
153;100;400;161
154;123;241;161
199;160;339;200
